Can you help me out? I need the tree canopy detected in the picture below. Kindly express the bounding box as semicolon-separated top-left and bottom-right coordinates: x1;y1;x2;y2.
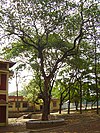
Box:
0;0;100;120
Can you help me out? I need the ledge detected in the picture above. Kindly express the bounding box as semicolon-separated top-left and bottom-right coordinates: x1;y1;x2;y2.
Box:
26;119;65;129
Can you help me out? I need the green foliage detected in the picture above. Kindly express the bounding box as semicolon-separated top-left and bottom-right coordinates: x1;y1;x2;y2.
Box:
0;0;100;117
24;78;40;103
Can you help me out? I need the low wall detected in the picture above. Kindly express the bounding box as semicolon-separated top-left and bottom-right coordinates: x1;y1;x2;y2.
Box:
8;112;26;118
26;119;65;129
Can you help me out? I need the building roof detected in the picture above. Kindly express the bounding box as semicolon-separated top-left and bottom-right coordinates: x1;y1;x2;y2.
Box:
0;57;15;68
9;96;23;99
8;96;26;102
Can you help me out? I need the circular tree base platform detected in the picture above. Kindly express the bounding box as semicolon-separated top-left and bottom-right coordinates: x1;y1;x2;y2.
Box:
26;119;65;129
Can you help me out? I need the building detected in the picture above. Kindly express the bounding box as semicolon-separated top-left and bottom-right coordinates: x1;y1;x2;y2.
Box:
8;96;60;112
50;98;60;112
8;96;28;112
0;58;15;126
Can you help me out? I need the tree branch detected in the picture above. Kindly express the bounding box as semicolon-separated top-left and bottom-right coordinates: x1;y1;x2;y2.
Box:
39;48;46;79
48;2;84;80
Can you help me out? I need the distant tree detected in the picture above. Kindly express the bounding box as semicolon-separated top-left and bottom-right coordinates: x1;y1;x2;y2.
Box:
53;79;69;114
23;78;41;111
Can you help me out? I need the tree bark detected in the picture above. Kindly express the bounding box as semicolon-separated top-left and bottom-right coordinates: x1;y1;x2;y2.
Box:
75;101;79;111
85;100;88;110
80;79;82;114
59;94;63;114
42;79;49;120
48;94;51;115
68;87;70;114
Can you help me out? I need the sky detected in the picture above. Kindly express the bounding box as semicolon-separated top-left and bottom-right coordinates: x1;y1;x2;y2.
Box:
9;77;17;93
8;66;33;93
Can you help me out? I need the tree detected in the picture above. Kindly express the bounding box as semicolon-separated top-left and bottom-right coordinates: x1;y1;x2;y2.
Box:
24;78;41;111
1;0;99;120
53;78;70;114
84;3;100;113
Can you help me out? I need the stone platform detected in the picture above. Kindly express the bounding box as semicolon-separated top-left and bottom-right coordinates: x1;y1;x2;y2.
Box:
26;119;65;129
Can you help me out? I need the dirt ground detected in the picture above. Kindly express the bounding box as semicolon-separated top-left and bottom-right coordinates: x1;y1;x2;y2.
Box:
0;111;100;133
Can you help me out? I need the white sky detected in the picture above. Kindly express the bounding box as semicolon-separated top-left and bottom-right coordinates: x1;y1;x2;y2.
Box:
8;65;33;93
8;77;17;93
8;70;33;93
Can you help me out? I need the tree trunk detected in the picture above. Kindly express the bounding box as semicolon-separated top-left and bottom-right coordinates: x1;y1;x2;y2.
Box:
85;100;88;110
59;94;62;114
48;94;51;115
68;87;70;114
42;79;49;121
75;101;78;111
16;72;19;112
80;79;82;114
